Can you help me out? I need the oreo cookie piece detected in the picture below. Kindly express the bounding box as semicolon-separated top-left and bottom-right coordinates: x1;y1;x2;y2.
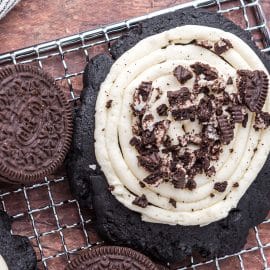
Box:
0;210;37;270
66;246;160;270
67;8;270;263
0;65;73;184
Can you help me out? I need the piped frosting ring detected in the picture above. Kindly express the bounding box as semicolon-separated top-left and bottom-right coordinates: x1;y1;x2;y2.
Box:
95;25;270;226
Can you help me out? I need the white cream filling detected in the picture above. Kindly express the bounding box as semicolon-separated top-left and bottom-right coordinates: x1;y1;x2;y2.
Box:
0;255;8;270
94;25;270;226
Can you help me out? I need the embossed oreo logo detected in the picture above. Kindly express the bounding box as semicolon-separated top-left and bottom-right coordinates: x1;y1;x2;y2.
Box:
16;99;43;146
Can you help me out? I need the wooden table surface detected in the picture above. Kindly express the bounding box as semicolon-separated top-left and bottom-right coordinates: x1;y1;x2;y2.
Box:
0;0;269;54
0;1;269;270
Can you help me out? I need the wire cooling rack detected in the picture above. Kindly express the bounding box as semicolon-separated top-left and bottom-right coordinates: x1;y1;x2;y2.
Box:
0;0;269;269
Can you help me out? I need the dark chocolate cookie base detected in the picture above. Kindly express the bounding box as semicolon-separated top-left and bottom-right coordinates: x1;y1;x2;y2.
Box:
67;7;270;263
0;211;37;270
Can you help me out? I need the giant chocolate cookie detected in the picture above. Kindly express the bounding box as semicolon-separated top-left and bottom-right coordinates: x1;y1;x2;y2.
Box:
67;8;270;262
0;211;37;270
0;65;73;184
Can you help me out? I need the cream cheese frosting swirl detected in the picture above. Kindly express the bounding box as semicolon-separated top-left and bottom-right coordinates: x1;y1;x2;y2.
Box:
94;25;270;226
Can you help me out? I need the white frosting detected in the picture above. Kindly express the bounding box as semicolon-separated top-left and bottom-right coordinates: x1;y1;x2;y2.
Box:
0;255;8;270
94;25;270;226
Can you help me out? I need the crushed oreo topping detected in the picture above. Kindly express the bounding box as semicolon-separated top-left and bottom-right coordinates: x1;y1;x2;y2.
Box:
214;181;228;193
227;77;233;85
242;114;248;128
186;179;197;191
173;65;193;84
169;198;177;208
106;100;113;109
206;166;216;177
228;105;246;123
254;112;270;130
142;114;154;130
197;98;213;123
132;194;148;208
137;153;161;173
143;171;162;185
129;62;269;193
171;106;196;121
217;115;234;145
191;62;218;81
139;181;146;188
214;38;233;55
172;165;186;189
138;81;153;102
131;81;153;115
195;40;213;50
156;104;168;116
108;185;115;191
233;182;239;188
167;88;191;106
237;70;269;112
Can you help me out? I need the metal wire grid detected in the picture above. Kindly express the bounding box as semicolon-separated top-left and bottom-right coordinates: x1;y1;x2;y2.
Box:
0;0;269;269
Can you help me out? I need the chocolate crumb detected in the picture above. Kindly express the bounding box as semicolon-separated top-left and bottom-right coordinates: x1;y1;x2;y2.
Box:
173;65;193;84
206;166;216;177
132;194;148;208
254;148;257;152
227;77;233;85
233;182;239;188
139;181;146;188
108;185;115;191
106;100;113;109
254;112;270;130
214;181;228;192
169;198;177;208
130;136;140;147
186;179;197;191
156;104;168;116
229;149;233;153
210;193;215;198
214;38;233;55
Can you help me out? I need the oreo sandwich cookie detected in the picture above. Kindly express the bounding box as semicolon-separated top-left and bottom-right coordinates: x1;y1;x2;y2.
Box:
67;8;270;263
66;246;161;270
0;210;37;270
0;64;73;184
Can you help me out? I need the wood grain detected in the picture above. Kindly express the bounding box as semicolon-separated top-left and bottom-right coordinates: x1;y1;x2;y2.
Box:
0;0;269;54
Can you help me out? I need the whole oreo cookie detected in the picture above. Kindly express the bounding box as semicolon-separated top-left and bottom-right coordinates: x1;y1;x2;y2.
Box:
0;65;73;184
66;246;160;270
0;210;37;270
67;8;270;262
